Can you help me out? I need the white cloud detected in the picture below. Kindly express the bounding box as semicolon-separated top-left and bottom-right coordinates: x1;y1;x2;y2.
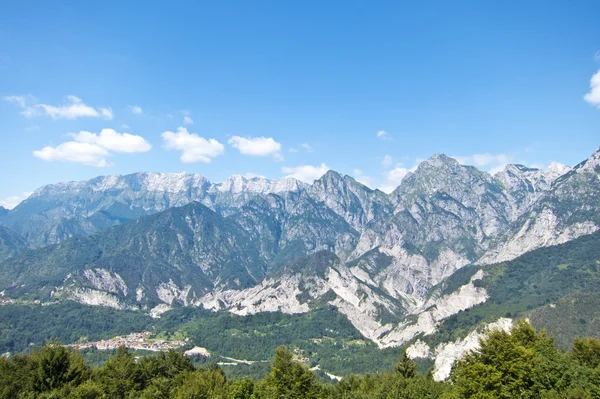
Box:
129;105;143;115
376;130;392;141
489;164;508;175
353;169;374;188
228;136;283;159
5;94;114;120
121;124;130;129
162;127;224;163
3;95;28;108
72;129;151;153
0;192;32;210
33;129;151;167
301;143;313;152
377;158;421;193
472;153;511;166
34;142;111;167
183;116;194;125
24;125;39;132
282;163;329;183
453;152;514;174
379;166;409;193
584;69;600;109
35;99;107;119
289;148;299;153
382;154;393;168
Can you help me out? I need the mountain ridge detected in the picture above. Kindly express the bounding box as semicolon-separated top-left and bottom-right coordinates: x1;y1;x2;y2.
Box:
0;148;599;350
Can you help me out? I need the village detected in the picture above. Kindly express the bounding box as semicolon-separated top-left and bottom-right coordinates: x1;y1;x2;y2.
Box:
68;331;189;353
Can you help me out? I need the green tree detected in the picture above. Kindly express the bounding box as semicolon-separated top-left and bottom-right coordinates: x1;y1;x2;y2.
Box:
0;354;34;399
257;346;319;399
174;368;227;399
98;346;142;399
31;340;90;393
571;338;600;369
67;380;104;399
395;350;417;379
227;377;254;399
449;321;546;398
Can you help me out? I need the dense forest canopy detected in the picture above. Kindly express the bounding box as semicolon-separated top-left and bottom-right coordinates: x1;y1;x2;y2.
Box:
1;321;599;398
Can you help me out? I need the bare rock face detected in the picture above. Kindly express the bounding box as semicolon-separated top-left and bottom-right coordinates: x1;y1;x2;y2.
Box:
406;317;513;381
481;148;600;265
2;147;600;350
494;162;571;219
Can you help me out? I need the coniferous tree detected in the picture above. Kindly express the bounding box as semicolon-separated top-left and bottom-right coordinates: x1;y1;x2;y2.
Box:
99;346;142;399
257;346;319;399
571;337;600;369
395;350;417;379
31;339;90;394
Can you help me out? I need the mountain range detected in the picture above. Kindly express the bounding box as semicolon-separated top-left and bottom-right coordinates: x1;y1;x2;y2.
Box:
1;147;599;353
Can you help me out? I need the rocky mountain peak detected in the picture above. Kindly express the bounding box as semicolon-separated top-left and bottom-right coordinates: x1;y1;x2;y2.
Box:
420;153;460;169
30;172;212;199
316;170;346;185
572;147;600;175
313;170;364;192
215;174;306;195
495;161;570;191
393;152;491;202
308;170;391;231
130;172;211;193
546;162;571;179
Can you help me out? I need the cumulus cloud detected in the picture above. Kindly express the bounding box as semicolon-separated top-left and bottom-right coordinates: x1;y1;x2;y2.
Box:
228;136;283;160
34;142;111;167
376;130;392;141
162;127;224;163
33;129;151;167
453;153;514;175
183;116;194;125
4;94;114;120
378;158;421;193
584;69;600;109
282;163;329;183
72;129;152;153
379;166;409;193
0;192;32;210
353;169;374;188
129;105;143;115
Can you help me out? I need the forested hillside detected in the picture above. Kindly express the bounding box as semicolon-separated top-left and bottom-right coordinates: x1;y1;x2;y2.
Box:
1;321;599;398
422;230;600;349
1;149;599;353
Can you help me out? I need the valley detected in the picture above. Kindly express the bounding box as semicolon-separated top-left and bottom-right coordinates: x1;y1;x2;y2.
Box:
0;147;599;380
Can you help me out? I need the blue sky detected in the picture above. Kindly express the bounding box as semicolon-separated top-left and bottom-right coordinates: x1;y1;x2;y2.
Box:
1;0;599;207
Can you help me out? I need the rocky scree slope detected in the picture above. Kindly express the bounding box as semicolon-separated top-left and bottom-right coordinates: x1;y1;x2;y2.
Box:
1;148;599;347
